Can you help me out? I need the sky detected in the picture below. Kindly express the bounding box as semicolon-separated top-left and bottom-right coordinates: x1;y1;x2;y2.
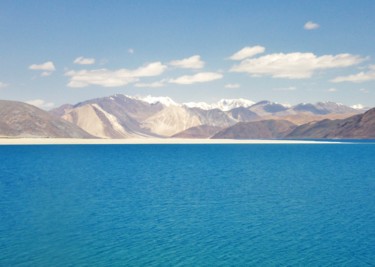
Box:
1;0;375;109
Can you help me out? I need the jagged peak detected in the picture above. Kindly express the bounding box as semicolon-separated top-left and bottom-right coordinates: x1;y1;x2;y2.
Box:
253;100;272;105
183;102;213;110
316;101;344;106
183;98;255;111
135;95;179;107
252;100;288;107
214;98;255;111
351;104;369;110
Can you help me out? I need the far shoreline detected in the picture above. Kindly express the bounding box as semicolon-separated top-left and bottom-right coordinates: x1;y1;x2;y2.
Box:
0;137;346;145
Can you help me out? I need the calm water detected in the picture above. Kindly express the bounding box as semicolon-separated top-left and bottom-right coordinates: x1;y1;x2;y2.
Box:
0;144;375;266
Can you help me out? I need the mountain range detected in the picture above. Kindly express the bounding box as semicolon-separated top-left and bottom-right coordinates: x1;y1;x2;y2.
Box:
50;94;368;139
1;94;374;139
287;108;375;139
0;100;93;138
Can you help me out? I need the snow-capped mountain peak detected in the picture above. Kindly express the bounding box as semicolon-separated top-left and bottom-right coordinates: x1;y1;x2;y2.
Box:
136;95;179;107
213;98;255;111
351;104;365;110
183;102;213;110
183;98;255;111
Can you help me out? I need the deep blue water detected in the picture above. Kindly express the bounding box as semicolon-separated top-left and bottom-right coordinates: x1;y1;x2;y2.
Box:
0;144;375;266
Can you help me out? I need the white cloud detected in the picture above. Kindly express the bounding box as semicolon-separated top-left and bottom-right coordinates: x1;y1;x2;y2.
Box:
29;61;56;77
225;83;240;89
0;82;8;88
66;69;137;88
169;55;205;69
74;56;95;65
304;21;320;30
360;88;369;93
65;61;167;88
328;88;338;92
331;65;375;83
128;48;134;54
135;80;166;88
131;62;167;77
169;72;223;85
231;51;364;79
41;71;52;77
26;99;55;110
229;45;265;61
29;61;55;71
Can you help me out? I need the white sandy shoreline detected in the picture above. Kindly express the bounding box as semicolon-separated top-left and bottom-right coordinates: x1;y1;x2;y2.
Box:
0;137;342;145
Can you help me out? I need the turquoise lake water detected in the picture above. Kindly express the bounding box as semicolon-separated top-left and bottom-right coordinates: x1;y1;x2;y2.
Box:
0;144;375;266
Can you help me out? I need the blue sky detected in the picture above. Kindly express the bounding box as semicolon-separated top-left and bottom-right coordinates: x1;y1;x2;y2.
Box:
1;0;374;109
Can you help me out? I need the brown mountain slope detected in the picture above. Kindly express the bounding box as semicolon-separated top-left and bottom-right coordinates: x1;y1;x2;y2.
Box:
260;113;359;125
172;125;223;138
0;100;93;138
286;107;375;139
212;120;296;139
62;103;159;139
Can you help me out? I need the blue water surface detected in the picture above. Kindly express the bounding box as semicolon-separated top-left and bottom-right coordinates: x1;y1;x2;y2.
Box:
0;144;375;266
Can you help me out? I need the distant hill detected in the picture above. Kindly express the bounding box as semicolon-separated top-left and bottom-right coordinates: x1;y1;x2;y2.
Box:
226;107;260;122
53;94;235;138
287;107;375;139
0;100;93;138
172;125;223;138
292;102;360;115
248;100;289;116
2;95;372;140
212;120;296;139
51;94;363;139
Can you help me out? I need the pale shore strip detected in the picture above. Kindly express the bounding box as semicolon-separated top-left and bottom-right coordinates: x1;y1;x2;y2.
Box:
0;137;341;145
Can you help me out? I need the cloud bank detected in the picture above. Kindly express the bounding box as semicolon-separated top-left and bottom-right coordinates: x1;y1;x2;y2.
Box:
66;62;167;88
169;55;205;69
331;65;375;83
29;61;56;76
304;21;320;30
74;57;95;65
29;61;55;71
169;72;223;85
135;80;166;88
229;46;265;60
231;52;364;79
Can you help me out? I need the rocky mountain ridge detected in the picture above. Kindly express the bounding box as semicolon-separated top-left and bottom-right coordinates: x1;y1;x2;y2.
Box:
286;108;375;139
2;95;372;140
50;94;366;139
0;100;93;138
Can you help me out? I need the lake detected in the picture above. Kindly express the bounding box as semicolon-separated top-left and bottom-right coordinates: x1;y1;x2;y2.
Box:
0;144;375;266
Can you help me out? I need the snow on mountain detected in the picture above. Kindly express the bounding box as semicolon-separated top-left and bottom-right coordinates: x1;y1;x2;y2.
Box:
183;98;255;111
52;93;368;139
281;103;292;108
300;101;361;114
183;102;213;110
135;95;179;107
130;95;257;112
249;100;289;116
351;104;365;110
213;98;255;111
350;104;369;111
